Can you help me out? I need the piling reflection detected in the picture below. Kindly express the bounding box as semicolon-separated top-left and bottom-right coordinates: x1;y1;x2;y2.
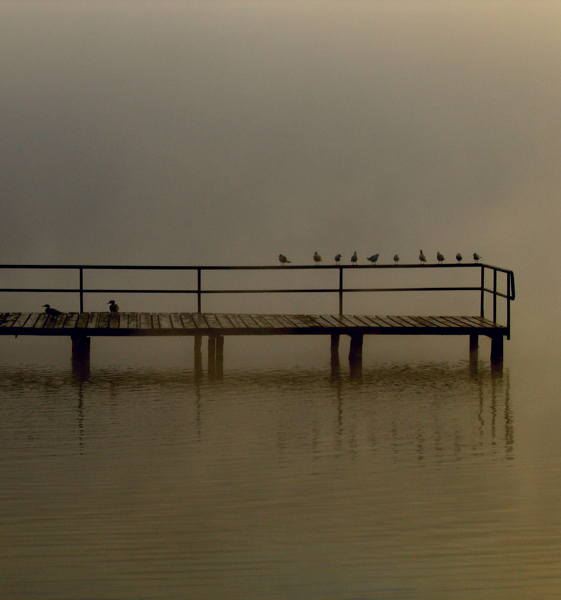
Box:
0;358;513;463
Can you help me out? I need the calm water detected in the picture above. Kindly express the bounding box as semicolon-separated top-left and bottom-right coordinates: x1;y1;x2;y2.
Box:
1;338;561;599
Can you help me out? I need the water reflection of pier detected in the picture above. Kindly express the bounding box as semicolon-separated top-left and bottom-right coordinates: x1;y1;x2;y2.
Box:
0;359;513;464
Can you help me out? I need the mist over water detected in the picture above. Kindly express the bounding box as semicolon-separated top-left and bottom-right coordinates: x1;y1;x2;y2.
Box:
2;1;561;598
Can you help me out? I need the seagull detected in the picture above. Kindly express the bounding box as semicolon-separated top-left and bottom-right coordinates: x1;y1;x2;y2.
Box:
367;253;379;265
473;253;481;263
108;300;119;313
335;254;342;265
419;250;427;264
278;254;291;266
43;304;62;317
456;253;463;262
351;251;358;265
394;254;400;265
437;251;445;264
313;251;322;266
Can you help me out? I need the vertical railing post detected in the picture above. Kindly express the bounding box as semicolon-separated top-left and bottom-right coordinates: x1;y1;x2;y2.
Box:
507;271;511;339
338;266;344;315
480;266;485;318
493;268;497;323
79;267;84;313
197;268;202;313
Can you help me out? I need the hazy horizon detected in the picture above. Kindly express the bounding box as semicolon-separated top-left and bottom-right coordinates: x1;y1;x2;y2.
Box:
1;0;560;361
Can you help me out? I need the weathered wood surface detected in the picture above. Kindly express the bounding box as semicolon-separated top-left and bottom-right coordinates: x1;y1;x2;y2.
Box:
0;312;507;337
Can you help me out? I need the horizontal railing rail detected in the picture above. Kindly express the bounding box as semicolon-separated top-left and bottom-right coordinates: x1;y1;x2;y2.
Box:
0;262;515;336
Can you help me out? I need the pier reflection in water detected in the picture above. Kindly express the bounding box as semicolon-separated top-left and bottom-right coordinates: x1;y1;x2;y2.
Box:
1;358;558;599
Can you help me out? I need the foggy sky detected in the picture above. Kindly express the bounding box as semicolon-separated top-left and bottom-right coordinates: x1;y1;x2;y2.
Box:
1;1;561;344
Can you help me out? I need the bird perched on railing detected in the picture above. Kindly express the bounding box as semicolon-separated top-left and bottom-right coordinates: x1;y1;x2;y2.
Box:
473;253;481;262
394;254;400;265
351;251;358;265
278;254;291;266
313;252;322;266
43;304;62;316
419;250;427;264
334;254;342;265
108;300;119;313
456;253;463;262
436;251;445;264
367;254;379;265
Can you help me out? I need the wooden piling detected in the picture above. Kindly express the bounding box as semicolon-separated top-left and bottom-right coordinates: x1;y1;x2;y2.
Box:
349;334;363;365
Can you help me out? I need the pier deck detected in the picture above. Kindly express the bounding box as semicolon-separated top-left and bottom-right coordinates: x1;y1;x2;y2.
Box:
0;311;505;337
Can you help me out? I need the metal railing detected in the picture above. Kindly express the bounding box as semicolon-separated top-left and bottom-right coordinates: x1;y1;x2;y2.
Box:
0;263;515;335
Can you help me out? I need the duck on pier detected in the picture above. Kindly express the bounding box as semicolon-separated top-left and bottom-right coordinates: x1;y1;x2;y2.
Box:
43;304;62;316
108;300;119;313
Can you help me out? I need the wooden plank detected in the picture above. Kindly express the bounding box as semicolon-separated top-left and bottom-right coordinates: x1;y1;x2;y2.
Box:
239;314;262;329
214;314;235;329
343;314;370;328
332;314;364;328
87;313;101;329
117;312;130;329
250;314;274;329
358;315;388;328
139;313;152;329
225;314;248;329
319;314;350;328
0;313;21;328
192;313;209;329
409;316;441;328
33;313;49;329
126;312;139;329
151;313;162;329
157;313;173;329
259;314;287;329
0;313;7;326
109;313;120;329
97;313;110;329
387;315;420;328
179;313;198;329
169;313;184;329
372;315;402;328
304;315;335;329
22;313;42;328
12;313;32;328
203;313;222;329
283;315;311;328
431;316;460;328
75;313;90;329
268;314;299;329
63;313;80;329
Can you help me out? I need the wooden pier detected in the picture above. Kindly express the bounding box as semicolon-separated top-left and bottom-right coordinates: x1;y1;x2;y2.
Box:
0;262;515;370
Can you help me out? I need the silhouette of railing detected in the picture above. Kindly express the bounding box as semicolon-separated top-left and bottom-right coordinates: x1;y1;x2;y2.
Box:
0;262;515;337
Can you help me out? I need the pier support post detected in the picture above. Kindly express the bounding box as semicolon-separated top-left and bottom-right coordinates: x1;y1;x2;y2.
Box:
349;334;363;379
208;335;216;376
194;335;203;375
216;335;224;377
490;335;504;365
331;334;340;362
71;335;90;360
71;335;91;380
469;334;479;354
330;334;340;376
349;334;363;363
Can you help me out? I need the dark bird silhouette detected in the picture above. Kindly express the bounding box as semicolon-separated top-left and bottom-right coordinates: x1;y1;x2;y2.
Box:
43;304;62;317
313;251;322;266
436;251;445;264
278;254;291;266
367;253;380;265
456;253;463;262
473;253;481;262
394;254;400;265
351;251;358;265
334;254;342;265
419;250;427;264
108;300;119;313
